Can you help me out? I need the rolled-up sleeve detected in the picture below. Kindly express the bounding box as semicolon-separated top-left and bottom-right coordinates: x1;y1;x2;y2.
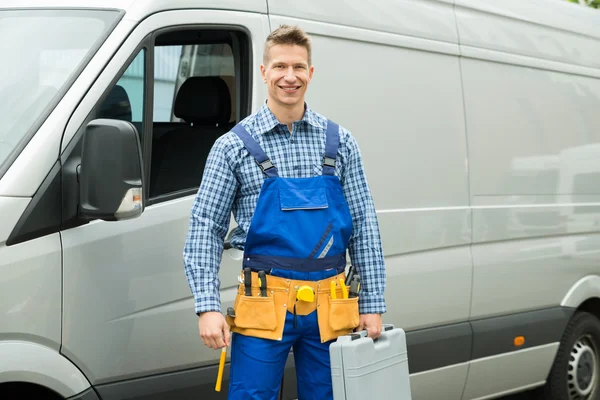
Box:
340;129;387;314
183;136;239;315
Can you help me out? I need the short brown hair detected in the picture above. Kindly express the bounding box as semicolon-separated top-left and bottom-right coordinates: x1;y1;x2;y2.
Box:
263;24;312;66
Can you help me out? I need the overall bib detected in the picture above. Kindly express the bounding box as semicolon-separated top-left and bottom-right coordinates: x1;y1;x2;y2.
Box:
226;120;359;400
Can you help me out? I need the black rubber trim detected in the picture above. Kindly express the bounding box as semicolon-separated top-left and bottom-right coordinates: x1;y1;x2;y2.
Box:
94;355;296;400
405;322;472;374
404;306;574;374
66;387;101;400
6;160;62;246
470;306;575;359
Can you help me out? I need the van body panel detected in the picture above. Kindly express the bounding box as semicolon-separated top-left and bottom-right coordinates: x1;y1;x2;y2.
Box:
0;197;30;242
455;0;600;61
455;9;600;70
462;343;559;400
378;209;470;255
409;364;469;400
268;0;459;45
0;234;61;347
461;58;600;213
470;235;600;318
384;247;472;330
59;9;269;385
0;110;62;197
0;341;91;397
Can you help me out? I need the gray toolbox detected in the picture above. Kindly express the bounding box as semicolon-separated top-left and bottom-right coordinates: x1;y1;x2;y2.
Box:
330;324;412;400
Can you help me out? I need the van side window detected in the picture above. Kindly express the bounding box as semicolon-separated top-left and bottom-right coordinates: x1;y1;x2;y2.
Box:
149;31;245;200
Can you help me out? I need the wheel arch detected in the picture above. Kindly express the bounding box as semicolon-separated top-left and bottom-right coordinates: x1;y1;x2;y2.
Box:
561;275;600;317
0;341;91;398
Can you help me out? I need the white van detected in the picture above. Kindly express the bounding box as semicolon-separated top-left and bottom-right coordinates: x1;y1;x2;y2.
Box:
2;1;600;399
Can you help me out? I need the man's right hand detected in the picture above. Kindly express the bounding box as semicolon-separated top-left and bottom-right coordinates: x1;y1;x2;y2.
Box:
198;311;231;349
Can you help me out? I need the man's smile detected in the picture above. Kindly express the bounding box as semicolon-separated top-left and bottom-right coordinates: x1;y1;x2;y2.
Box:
279;85;301;93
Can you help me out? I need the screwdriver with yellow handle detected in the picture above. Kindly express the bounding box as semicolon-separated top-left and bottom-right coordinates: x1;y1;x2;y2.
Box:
330;280;337;299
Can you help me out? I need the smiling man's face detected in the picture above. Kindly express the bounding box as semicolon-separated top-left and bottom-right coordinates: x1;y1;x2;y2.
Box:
261;44;314;109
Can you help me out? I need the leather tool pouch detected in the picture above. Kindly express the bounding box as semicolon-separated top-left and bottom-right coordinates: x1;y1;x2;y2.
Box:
227;274;288;341
233;295;277;330
316;284;360;342
328;296;360;331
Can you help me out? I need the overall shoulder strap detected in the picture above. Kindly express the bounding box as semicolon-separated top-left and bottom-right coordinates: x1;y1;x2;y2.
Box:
322;119;340;176
231;124;279;178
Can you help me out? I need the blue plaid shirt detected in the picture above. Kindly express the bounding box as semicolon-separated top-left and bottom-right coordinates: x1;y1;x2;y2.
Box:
183;103;387;315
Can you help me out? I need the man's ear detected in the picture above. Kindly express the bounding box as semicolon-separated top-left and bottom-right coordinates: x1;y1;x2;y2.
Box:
308;65;315;82
260;64;267;83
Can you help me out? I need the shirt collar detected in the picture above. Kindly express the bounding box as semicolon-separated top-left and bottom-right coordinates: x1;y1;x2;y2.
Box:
257;101;325;134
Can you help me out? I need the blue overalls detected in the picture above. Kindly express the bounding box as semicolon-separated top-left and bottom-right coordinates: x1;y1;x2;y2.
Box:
227;120;354;400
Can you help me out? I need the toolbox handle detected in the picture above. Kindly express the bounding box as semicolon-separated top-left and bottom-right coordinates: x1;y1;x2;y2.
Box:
349;324;394;341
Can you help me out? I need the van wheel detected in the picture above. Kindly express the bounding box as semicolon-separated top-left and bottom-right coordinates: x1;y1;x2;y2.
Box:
538;311;600;400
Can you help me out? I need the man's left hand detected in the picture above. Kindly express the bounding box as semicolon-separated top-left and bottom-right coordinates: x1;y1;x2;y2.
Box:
356;313;383;339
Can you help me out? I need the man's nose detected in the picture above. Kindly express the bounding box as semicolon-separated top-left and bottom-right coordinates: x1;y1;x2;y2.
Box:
284;67;296;81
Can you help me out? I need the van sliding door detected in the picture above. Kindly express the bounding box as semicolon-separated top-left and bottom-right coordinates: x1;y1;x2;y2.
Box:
266;1;472;399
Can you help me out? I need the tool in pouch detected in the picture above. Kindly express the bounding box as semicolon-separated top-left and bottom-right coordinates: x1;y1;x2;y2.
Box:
244;267;252;296
345;265;356;287
228;269;267;324
258;270;268;297
349;274;360;298
330;279;349;300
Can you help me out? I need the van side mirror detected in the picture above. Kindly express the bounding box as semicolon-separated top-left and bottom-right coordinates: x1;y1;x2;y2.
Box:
78;119;144;221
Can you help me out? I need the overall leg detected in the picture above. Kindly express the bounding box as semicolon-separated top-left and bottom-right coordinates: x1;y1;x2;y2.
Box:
293;310;336;400
228;330;294;400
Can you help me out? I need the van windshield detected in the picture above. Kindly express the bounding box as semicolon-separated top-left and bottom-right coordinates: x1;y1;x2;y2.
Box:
0;9;120;174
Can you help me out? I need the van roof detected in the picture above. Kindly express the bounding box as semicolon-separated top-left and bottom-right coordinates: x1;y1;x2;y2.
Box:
2;1;600;45
0;0;267;21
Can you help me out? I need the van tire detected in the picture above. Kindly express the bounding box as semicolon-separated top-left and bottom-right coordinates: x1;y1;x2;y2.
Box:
537;311;600;400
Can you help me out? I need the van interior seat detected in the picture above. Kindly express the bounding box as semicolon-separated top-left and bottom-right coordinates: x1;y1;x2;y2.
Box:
150;76;234;197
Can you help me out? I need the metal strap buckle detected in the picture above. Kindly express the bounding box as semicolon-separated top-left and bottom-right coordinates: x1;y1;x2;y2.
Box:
322;156;336;168
257;159;275;172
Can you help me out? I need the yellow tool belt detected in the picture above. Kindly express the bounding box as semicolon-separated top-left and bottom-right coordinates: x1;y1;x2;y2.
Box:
226;271;360;343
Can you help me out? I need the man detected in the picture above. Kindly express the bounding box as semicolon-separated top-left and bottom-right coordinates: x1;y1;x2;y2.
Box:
183;25;386;399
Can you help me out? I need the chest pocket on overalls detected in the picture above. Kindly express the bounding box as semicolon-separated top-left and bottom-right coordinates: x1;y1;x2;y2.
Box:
279;187;334;257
